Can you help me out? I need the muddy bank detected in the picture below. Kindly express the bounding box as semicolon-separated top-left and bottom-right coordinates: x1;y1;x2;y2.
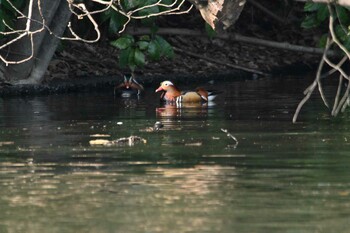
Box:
0;70;251;97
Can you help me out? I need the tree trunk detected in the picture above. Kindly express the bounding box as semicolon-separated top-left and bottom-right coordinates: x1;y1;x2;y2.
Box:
188;0;246;31
1;0;71;84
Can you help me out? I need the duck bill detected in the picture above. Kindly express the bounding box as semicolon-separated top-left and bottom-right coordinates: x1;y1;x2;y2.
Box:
155;87;163;93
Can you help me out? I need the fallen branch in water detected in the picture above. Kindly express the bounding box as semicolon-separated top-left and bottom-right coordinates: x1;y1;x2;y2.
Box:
293;4;350;123
221;128;239;149
90;136;147;147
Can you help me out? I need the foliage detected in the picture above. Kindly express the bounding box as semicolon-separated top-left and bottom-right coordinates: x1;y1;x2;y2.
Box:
301;2;350;50
104;0;178;71
111;34;174;71
101;0;177;35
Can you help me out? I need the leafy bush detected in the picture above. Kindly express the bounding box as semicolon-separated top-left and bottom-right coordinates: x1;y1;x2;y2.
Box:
111;34;174;71
104;0;177;71
301;2;350;50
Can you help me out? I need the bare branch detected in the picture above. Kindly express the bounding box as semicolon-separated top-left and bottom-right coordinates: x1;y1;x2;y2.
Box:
294;2;350;122
1;0;193;65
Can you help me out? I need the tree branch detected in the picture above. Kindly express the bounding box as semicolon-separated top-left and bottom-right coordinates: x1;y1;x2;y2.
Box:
126;27;338;56
173;46;268;76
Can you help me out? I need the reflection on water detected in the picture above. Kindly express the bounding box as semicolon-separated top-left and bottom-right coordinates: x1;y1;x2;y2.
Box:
0;77;350;232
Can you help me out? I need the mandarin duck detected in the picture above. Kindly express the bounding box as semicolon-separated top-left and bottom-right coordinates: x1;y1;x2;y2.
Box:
114;75;144;97
155;80;220;103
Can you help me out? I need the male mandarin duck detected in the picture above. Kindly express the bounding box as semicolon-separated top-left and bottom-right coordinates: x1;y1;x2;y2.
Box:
155;80;220;103
114;75;144;97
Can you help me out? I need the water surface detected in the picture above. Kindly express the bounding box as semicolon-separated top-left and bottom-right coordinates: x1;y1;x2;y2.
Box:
0;77;349;233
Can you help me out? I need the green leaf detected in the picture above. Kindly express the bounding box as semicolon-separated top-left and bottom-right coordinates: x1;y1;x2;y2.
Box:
138;0;159;17
205;23;217;38
134;48;146;67
137;41;149;50
100;8;111;24
137;0;159;26
343;37;350;51
0;8;14;31
147;40;161;60
318;34;328;48
336;5;350;25
316;4;329;22
110;35;134;49
160;0;174;4
154;35;174;58
119;47;132;68
108;11;128;34
304;2;323;12
139;35;151;41
121;0;142;11
335;25;350;46
2;0;24;12
301;15;320;29
128;47;137;71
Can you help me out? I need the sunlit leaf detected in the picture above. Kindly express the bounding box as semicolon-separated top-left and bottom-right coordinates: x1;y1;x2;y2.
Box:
139;35;151;41
137;41;149;50
110;35;134;49
301;15;319;29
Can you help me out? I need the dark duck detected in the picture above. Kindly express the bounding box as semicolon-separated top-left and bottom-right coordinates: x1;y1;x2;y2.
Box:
114;75;144;98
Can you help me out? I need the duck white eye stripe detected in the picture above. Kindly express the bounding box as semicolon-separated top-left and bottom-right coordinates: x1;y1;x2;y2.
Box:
162;81;174;86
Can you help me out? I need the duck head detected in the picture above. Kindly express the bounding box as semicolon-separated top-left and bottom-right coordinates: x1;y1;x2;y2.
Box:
155;80;175;93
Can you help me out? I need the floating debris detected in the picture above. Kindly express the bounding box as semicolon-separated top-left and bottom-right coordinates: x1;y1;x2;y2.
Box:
221;128;239;149
90;134;111;138
90;136;147;147
0;141;15;146
89;139;110;146
185;142;203;146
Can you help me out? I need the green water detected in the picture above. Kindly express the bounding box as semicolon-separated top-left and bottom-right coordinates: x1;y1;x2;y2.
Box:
0;77;349;233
